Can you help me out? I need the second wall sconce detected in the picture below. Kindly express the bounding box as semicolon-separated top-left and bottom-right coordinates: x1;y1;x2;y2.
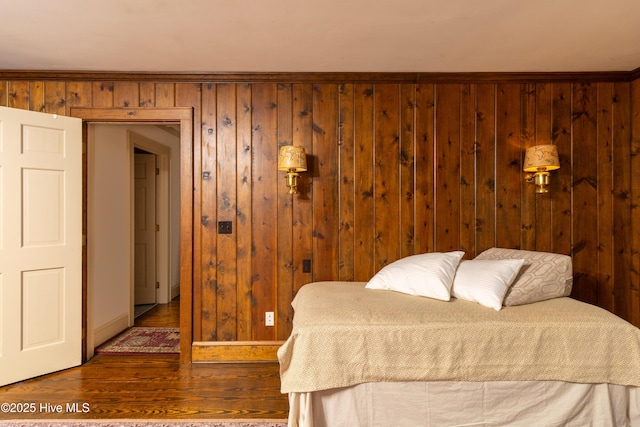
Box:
523;144;560;194
278;145;307;194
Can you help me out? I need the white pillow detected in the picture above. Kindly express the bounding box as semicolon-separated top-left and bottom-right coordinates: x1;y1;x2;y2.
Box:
452;259;525;310
365;251;465;301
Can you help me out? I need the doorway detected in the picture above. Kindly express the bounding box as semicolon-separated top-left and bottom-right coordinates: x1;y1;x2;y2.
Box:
69;107;194;364
133;147;158;310
86;124;180;357
131;130;177;310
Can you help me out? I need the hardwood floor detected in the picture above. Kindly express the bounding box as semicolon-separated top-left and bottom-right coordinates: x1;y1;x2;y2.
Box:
0;299;289;420
134;298;181;328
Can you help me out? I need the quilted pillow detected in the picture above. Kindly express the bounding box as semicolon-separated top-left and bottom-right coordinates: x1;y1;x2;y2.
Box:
365;251;465;301
474;247;573;306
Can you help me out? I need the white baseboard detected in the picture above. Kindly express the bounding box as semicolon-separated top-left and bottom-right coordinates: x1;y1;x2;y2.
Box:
171;283;180;300
93;313;129;347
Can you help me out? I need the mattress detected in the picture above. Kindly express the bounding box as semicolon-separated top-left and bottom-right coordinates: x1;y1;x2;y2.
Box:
279;281;640;393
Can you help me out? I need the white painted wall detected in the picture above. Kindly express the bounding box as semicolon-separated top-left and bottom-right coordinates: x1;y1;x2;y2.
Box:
87;123;180;350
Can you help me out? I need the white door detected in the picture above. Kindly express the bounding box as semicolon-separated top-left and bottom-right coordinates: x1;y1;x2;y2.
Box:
134;153;157;305
0;106;82;386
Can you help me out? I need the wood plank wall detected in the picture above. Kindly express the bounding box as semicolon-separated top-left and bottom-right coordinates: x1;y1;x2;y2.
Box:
1;75;639;344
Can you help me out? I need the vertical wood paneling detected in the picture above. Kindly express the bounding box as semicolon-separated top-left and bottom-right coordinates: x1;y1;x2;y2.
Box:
199;83;218;340
435;84;461;251
202;84;220;340
338;83;356;280
535;84;552;140
353;84;375;281
236;83;253;340
276;83;294;340
65;82;92;113
533;83;553;251
28;81;44;112
414;84;436;254
91;82;114;107
0;81;7;106
217;83;238;341
572;83;598;304
631;78;640;327
155;83;175;107
292;84;314;291
374;84;401;269
612;82;632;321
520;84;537;249
114;82;139;107
459;84;475;257
495;84;522;249
312;84;339;280
139;82;155;107
550;83;572;255
475;84;496;253
251;83;278;341
597;83;614;312
3;73;640;340
44;82;66;115
8;82;30;109
400;84;416;258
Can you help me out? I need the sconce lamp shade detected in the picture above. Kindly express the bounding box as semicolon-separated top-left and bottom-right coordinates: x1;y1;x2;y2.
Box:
523;145;560;172
278;145;307;172
278;145;307;195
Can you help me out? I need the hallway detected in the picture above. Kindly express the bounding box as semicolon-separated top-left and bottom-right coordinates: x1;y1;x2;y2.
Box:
134;298;180;328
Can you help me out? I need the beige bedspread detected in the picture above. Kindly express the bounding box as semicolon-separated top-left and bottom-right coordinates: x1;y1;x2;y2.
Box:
278;281;640;393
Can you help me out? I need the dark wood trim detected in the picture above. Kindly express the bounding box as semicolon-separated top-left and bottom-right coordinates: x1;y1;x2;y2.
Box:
191;341;284;363
69;107;194;364
0;70;635;83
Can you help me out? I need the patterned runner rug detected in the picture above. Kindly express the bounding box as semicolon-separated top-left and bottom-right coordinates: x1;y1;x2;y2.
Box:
96;327;180;355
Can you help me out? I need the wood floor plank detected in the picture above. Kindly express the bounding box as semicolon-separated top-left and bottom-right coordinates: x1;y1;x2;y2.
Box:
0;299;288;420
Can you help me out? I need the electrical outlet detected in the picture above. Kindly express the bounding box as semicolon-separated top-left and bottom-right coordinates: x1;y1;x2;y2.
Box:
218;220;232;234
265;311;275;327
302;259;311;273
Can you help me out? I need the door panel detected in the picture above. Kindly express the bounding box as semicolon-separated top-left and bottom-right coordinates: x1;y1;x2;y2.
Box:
23;169;65;246
0;106;82;386
22;268;64;349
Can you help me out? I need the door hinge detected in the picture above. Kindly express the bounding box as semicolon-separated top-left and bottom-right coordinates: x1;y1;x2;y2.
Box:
156;281;160;289
155;224;160;232
156;167;160;176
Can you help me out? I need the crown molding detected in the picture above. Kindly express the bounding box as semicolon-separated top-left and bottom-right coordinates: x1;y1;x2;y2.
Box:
0;70;635;84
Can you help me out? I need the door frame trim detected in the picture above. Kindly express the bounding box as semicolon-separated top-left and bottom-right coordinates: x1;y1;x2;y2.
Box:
70;107;194;364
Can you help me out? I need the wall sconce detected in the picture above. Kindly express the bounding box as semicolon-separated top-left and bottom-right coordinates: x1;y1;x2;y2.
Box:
523;144;560;194
277;145;307;194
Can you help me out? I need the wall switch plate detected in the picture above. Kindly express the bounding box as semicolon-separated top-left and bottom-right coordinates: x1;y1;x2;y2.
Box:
302;259;311;273
265;311;275;327
218;220;232;234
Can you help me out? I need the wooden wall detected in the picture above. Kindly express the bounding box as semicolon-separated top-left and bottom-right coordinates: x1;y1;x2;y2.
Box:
1;74;639;345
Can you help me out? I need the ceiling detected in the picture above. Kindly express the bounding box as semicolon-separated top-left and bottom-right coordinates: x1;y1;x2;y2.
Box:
1;0;639;73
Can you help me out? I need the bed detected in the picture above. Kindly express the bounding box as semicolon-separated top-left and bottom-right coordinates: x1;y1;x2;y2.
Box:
278;249;640;427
